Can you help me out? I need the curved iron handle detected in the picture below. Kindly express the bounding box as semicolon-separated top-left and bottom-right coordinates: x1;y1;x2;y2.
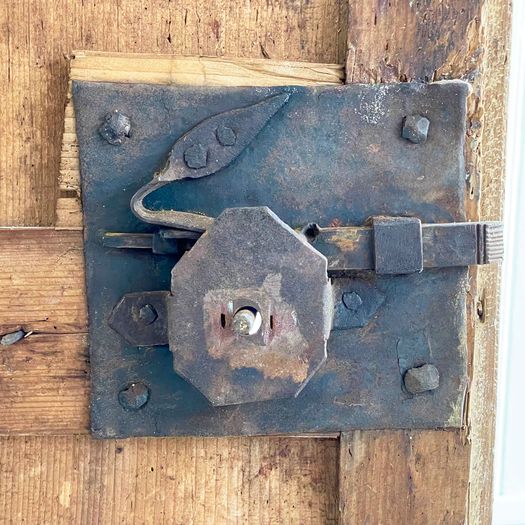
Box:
131;93;290;232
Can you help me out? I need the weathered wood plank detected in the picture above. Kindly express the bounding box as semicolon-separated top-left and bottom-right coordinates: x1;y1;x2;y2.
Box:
340;1;510;524
346;1;484;83
0;333;89;434
0;229;87;335
468;1;512;522
339;431;469;524
0;436;338;524
70;52;345;85
0;0;348;227
0;229;88;434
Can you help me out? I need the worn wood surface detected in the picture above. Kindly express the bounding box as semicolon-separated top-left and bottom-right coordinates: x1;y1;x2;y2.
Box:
0;0;510;523
339;431;469;524
0;229;88;434
0;436;338;524
0;229;86;335
340;1;511;524
468;2;511;522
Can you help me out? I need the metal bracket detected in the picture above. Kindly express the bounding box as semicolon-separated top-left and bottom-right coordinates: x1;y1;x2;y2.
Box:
372;217;423;274
73;80;502;438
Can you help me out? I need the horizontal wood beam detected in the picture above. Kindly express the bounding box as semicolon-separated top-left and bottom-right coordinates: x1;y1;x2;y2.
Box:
0;435;338;523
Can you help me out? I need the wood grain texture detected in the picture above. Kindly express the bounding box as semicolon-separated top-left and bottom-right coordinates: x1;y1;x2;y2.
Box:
0;333;89;434
56;51;344;229
339;431;469;524
0;229;89;434
69;51;345;86
467;1;512;522
340;1;511;524
0;229;87;335
0;0;348;227
0;436;338;524
346;1;482;84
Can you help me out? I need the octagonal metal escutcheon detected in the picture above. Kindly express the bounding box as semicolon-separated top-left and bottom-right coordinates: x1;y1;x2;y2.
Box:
167;206;333;406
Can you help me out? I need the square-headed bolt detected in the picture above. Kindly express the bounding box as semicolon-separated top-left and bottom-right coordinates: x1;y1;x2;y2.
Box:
402;115;430;144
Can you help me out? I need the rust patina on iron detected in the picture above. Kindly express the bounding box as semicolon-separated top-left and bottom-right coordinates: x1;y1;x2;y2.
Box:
168;207;332;406
72;80;498;437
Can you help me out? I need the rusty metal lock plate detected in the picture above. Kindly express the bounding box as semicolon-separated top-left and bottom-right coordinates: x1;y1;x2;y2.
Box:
74;80;470;438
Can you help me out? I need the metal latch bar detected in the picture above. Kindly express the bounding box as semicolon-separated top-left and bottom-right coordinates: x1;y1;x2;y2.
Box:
311;219;503;273
103;218;503;274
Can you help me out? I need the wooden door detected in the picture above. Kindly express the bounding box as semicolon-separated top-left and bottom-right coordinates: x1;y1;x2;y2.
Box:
0;1;510;523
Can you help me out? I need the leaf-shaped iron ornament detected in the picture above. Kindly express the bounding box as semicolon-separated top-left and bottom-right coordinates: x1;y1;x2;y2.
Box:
131;93;290;232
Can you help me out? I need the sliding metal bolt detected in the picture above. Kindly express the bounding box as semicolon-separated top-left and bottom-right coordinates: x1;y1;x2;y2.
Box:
232;308;262;336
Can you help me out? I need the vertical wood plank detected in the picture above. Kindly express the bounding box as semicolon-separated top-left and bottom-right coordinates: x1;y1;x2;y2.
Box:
340;1;511;523
339;431;469;523
468;1;512;522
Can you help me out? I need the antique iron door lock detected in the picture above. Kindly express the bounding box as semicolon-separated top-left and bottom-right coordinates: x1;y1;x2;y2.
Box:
73;80;502;438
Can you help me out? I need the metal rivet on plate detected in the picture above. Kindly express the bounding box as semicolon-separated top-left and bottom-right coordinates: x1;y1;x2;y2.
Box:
118;382;150;411
99;110;131;145
402;114;430;144
403;364;440;394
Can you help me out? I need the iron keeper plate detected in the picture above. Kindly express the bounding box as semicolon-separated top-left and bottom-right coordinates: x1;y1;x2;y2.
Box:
73;81;469;438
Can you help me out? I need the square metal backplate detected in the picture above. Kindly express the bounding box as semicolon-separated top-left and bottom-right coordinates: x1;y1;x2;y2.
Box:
73;81;469;437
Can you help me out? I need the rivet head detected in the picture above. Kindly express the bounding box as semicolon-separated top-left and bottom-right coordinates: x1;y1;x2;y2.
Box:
216;125;237;146
342;291;363;311
404;364;440;394
99;110;131;145
184;143;208;169
137;304;157;325
118;382;150;411
402;115;430;144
